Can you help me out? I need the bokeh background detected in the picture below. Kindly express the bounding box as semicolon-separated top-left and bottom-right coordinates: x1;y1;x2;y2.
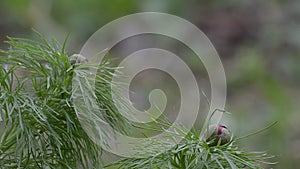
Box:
0;0;299;168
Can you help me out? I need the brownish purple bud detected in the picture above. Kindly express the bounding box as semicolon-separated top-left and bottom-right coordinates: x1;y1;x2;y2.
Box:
205;124;232;146
69;54;88;65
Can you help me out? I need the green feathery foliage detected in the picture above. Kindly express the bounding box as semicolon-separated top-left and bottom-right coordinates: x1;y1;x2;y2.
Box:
0;32;125;168
0;32;275;169
107;126;275;169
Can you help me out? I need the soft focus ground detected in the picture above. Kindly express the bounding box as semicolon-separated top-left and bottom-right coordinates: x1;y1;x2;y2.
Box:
0;0;299;168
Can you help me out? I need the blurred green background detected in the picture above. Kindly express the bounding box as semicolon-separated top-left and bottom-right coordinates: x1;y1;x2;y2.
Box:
0;0;299;168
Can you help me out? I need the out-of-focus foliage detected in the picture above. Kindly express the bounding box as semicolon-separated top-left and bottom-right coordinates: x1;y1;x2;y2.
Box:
0;0;299;168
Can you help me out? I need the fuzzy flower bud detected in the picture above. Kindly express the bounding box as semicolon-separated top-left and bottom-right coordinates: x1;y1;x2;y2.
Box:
205;124;232;146
69;54;88;65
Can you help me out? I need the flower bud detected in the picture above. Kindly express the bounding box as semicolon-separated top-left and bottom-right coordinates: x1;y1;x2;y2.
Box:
205;124;232;146
69;54;88;65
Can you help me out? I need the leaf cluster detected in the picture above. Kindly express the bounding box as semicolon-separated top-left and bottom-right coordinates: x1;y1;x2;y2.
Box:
108;129;274;169
0;32;124;168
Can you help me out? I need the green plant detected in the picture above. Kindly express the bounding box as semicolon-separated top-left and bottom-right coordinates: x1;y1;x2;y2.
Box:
0;32;125;168
107;114;276;169
0;32;275;169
